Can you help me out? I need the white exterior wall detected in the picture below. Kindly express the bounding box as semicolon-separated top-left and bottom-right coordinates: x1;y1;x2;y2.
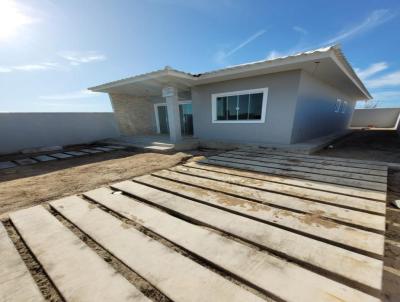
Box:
351;108;400;129
0;112;119;155
191;70;301;145
290;71;356;143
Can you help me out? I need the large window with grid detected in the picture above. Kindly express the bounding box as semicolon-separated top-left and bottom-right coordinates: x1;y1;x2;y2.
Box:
211;88;268;123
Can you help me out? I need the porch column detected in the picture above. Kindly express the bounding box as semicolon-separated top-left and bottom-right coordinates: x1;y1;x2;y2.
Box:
162;86;182;142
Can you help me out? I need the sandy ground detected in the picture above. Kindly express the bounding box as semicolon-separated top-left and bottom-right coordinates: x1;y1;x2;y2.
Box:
0;150;194;217
1;131;399;300
317;130;400;301
317;130;400;163
382;169;400;302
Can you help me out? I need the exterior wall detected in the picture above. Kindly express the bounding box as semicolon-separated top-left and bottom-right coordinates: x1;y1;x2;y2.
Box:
351;108;400;129
290;71;355;143
110;94;158;135
191;70;301;145
0;112;119;155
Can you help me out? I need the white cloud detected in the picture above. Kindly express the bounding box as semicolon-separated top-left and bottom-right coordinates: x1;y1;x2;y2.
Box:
365;70;400;89
0;50;106;74
355;62;388;80
293;26;308;35
58;51;107;66
0;62;59;73
266;50;288;60
39;90;100;100
0;67;12;73
324;9;395;44
372;90;400;101
214;29;266;64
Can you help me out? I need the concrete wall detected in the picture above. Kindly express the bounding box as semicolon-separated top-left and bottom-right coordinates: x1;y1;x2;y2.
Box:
191;70;301;145
0;112;119;155
351;108;400;129
110;94;158;135
290;71;355;143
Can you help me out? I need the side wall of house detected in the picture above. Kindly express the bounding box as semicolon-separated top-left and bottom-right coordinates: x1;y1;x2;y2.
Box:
290;71;356;143
191;70;301;145
109;94;159;136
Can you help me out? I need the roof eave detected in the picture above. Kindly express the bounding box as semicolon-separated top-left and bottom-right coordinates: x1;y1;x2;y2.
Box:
328;47;372;100
88;69;195;92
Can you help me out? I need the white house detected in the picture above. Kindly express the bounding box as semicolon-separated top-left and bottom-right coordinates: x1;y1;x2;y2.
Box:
89;45;371;151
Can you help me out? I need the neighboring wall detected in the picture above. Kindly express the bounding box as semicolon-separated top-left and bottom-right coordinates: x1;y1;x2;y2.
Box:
351;108;400;129
192;70;301;145
0;112;119;155
110;94;158;136
291;71;355;143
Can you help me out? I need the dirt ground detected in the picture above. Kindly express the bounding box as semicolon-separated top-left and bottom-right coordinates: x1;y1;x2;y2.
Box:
317;130;400;301
317;130;400;163
0;150;196;218
382;169;400;302
1;131;399;300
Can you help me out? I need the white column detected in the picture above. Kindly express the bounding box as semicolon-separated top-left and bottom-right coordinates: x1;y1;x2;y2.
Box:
162;86;182;142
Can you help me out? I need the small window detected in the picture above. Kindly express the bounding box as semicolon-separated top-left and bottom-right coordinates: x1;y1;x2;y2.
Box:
334;99;342;113
341;101;347;114
212;88;268;123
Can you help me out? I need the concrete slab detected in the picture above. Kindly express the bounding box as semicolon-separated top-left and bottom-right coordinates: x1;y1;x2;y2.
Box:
64;151;88;157
113;180;384;291
154;169;384;231
0;161;17;169
14;158;38;166
178;164;386;215
194;160;386;201
0;223;44;302
51;196;265;302
205;156;387;191
138;172;385;254
105;145;126;150
80;148;103;154
85;187;380;302
93;147;114;152
10;206;150;302
49;153;73;159
33;155;57;162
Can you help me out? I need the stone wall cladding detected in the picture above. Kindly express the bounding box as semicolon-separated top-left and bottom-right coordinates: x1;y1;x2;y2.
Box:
110;94;156;135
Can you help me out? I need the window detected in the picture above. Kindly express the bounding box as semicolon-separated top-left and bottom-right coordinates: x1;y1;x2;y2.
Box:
341;101;347;114
212;88;268;123
334;99;342;113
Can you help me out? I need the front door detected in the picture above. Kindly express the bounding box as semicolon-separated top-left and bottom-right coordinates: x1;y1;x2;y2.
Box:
179;103;193;136
155;102;193;136
157;105;169;134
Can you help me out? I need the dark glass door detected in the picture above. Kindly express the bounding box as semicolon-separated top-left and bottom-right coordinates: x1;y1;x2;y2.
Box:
179;103;193;136
157;105;169;134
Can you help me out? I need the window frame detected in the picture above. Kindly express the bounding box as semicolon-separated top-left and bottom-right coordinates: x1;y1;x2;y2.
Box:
211;87;269;124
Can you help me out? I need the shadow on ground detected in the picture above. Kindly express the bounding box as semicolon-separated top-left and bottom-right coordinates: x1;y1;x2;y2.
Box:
317;130;400;163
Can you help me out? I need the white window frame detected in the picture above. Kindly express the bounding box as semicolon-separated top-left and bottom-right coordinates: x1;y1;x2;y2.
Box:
334;99;342;113
211;87;269;124
154;100;192;133
341;100;347;114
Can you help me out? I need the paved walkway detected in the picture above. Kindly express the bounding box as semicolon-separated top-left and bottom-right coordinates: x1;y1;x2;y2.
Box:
0;145;126;170
0;149;388;301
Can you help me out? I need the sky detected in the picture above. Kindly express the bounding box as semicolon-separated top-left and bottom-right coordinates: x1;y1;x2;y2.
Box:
1;0;400;112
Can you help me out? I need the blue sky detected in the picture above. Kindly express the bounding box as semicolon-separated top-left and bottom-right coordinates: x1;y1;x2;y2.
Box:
1;0;400;112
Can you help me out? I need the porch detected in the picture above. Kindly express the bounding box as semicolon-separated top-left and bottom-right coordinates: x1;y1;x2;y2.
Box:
102;134;199;152
90;66;197;144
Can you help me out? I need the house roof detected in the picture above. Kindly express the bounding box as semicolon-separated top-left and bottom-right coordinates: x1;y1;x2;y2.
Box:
89;45;372;100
